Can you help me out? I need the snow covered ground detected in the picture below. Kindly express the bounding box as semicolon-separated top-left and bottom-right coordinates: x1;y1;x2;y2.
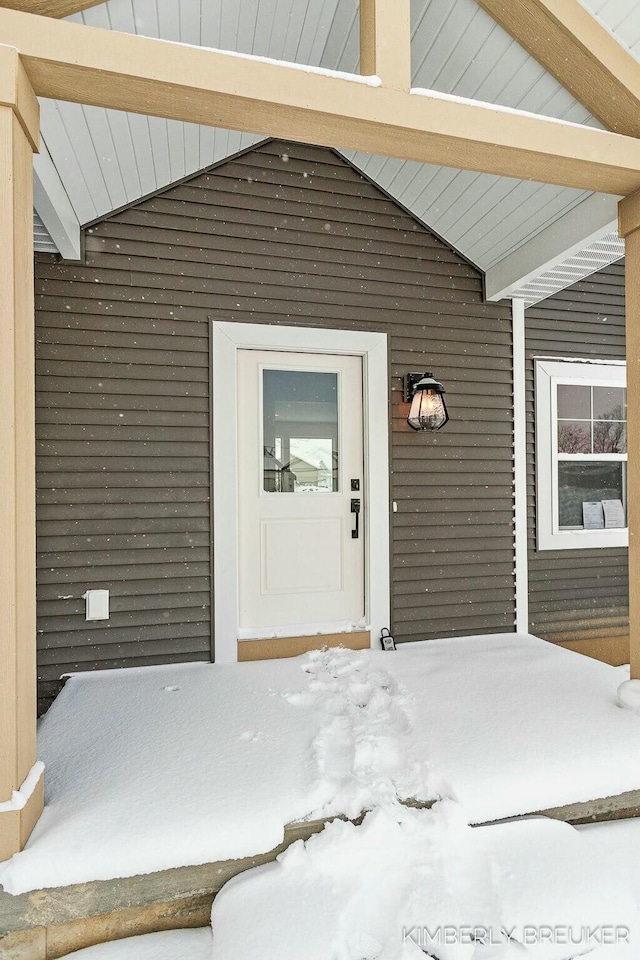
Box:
58;811;640;959
1;634;639;895
58;929;213;959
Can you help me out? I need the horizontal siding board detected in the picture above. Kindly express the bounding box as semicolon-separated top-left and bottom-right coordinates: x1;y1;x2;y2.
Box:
39;604;210;634
393;574;515;595
37;440;209;458
38;276;488;313
37;311;207;337
59;245;484;287
37;425;210;443
36;393;209;413
84;239;480;281
36;412;208;430
37;473;210;492
39;507;210;532
36;343;209;367
38;592;210;619
37;633;211;663
37;652;210;683
35;140;515;713
38;547;210;568
392;486;514;500
107;209;471;260
37;531;210;552
37;457;209;472
36;377;209;398
37;491;209;509
525;261;628;643
36;360;209;382
37;577;211;602
36;563;212;586
38;260;485;299
394;610;515;629
37;325;209;353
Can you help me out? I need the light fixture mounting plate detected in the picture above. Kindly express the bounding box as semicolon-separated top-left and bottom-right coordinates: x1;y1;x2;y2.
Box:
404;371;431;403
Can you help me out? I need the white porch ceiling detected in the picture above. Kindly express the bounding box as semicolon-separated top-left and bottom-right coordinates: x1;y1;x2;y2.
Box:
32;0;634;302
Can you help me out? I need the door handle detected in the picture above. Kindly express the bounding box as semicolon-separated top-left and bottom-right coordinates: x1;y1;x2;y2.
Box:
351;498;361;539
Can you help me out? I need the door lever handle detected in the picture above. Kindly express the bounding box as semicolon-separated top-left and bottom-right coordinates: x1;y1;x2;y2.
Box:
351;498;361;539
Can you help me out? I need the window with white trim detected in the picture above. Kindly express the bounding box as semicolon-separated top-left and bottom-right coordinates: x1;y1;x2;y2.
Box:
535;359;627;551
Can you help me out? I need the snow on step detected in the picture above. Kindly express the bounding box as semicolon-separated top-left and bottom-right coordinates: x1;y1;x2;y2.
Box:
57;928;212;959
391;634;640;823
57;813;640;960
577;817;640;901
1;634;639;894
211;805;638;960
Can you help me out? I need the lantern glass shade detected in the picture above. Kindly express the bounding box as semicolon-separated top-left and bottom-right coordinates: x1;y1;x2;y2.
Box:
407;374;449;431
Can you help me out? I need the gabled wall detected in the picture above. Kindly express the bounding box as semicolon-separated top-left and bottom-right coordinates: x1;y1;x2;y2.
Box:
34;140;516;713
525;262;628;661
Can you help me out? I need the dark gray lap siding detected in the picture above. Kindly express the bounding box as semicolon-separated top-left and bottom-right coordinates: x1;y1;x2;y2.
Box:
525;262;628;641
35;140;515;712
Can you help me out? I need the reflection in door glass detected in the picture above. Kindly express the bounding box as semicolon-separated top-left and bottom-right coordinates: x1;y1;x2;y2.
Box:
263;369;339;492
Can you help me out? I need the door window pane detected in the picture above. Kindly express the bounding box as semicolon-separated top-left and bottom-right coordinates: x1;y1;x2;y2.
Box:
263;369;338;493
558;461;625;528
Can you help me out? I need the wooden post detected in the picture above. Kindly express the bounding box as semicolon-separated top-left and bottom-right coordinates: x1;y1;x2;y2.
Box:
0;43;42;860
360;0;411;91
619;190;640;680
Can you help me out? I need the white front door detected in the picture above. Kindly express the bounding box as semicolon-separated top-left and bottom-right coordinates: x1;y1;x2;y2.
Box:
237;349;365;634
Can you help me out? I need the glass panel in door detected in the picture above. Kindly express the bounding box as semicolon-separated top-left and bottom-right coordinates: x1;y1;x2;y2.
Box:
262;369;339;493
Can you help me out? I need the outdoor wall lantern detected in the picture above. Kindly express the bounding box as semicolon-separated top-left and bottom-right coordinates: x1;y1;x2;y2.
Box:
405;372;449;431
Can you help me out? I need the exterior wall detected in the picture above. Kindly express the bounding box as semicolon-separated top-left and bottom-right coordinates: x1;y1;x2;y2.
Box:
35;139;516;713
525;262;628;650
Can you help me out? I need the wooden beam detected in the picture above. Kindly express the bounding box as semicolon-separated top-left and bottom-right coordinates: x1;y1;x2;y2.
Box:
476;0;640;137
360;0;411;91
0;14;640;195
0;0;103;17
0;43;42;857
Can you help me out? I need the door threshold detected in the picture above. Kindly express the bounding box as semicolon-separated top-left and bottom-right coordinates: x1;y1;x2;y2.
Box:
237;631;371;662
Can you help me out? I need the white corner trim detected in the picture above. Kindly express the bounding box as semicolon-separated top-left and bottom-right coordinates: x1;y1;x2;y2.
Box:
534;358;628;551
485;194;619;302
0;761;45;813
33;139;81;261
211;321;390;663
512;300;528;633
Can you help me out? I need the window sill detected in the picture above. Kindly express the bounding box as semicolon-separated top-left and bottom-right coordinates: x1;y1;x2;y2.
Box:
537;528;629;551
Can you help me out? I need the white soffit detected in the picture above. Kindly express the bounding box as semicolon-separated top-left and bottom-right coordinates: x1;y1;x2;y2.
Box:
32;0;630;303
484;192;621;303
33;210;58;254
509;233;624;308
33;0;598;274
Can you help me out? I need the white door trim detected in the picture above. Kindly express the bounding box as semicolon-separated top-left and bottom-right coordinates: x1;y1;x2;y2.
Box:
212;321;390;663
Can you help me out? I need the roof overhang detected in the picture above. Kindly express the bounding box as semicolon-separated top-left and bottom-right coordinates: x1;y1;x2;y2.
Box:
3;0;640;300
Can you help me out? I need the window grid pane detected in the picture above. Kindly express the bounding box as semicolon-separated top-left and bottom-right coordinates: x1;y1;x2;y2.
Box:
557;384;626;455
